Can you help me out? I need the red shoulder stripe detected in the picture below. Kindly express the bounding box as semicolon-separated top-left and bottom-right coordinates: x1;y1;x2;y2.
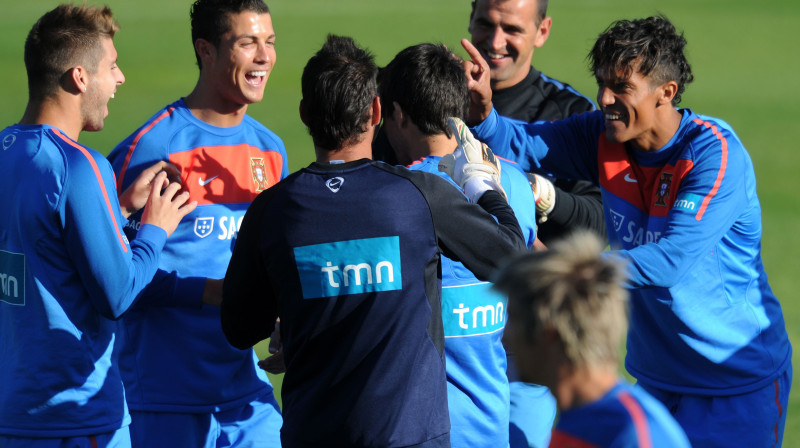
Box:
618;391;652;448
692;118;728;221
52;129;128;253
116;107;176;194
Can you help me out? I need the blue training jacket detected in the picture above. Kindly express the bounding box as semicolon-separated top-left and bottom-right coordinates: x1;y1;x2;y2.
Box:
0;125;168;437
473;108;791;395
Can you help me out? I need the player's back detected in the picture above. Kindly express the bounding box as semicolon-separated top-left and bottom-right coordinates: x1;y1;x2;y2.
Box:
254;159;451;447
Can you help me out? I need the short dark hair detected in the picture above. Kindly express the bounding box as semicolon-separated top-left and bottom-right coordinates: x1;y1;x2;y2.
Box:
378;43;468;138
471;0;548;25
190;0;270;67
300;35;378;152
589;15;693;105
24;4;119;102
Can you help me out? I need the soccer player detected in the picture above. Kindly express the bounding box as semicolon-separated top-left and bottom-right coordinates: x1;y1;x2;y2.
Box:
105;1;286;446
464;16;793;447
468;2;603;445
220;34;526;448
0;4;195;446
495;231;691;448
468;0;604;244
377;42;537;448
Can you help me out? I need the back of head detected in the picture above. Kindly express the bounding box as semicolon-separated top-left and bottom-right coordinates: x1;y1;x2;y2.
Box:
377;43;469;137
589;15;693;105
24;4;119;102
494;232;628;369
301;34;378;152
190;0;270;67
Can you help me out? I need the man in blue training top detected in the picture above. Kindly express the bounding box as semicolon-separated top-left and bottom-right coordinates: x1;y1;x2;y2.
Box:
463;15;792;448
221;34;526;448
106;1;286;447
377;42;537;448
495;231;691;448
0;4;195;447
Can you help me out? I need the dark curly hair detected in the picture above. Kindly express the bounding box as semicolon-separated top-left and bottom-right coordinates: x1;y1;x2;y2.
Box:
589;15;694;105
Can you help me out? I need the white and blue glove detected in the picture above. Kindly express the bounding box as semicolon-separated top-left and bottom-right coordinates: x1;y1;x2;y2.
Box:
438;117;507;202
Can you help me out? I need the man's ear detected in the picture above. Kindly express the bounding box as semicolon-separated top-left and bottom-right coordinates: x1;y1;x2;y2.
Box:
194;38;215;67
658;80;679;106
371;96;381;126
67;66;88;94
534;16;552;48
299;99;307;127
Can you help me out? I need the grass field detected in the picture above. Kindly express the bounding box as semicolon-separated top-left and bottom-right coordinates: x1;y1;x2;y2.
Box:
2;0;799;444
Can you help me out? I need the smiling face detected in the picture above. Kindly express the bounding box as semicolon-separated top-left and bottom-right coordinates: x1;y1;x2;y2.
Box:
204;11;275;109
468;0;550;90
81;37;125;132
596;66;678;151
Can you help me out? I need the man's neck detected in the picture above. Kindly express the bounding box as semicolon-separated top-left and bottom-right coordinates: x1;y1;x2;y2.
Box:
183;84;248;128
315;132;375;164
19;97;82;141
555;365;619;411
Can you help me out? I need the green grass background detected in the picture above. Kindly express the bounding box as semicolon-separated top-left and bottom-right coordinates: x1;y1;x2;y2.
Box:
2;0;799;444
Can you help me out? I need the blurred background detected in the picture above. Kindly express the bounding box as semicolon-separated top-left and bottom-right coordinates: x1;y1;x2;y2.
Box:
2;0;798;444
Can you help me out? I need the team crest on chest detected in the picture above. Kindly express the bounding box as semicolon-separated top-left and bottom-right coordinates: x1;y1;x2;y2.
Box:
250;157;269;191
655;172;673;207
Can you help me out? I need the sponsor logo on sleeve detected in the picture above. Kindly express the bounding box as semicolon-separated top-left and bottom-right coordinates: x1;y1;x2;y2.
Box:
442;282;506;337
294;236;402;299
673;193;704;213
1;250;25;306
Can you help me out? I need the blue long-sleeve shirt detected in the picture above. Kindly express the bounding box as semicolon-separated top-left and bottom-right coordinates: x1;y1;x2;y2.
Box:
0;124;167;437
473;108;791;395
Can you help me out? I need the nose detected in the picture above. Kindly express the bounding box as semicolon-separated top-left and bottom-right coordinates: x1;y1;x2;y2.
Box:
489;26;506;51
597;86;614;108
117;66;126;85
255;42;272;64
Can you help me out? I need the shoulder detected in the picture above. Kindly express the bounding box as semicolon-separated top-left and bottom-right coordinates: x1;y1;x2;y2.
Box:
242;114;286;151
109;101;184;161
535;72;596;115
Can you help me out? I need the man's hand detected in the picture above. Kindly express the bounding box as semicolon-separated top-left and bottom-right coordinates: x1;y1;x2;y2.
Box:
202;278;223;307
118;161;182;218
527;173;556;223
460;39;493;125
258;318;286;374
439;117;506;202
139;171;197;237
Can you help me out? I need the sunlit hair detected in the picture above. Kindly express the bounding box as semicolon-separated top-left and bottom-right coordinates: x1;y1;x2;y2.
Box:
24;4;119;102
494;232;629;368
301;34;378;152
589;15;694;106
190;0;270;68
378;43;468;138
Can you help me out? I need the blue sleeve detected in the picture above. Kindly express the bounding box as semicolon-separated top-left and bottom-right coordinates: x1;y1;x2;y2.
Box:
472;107;601;184
108;127;206;310
62;153;167;319
613;130;750;288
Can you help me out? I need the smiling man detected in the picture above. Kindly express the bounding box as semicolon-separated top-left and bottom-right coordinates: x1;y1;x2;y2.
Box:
106;1;287;447
463;15;792;448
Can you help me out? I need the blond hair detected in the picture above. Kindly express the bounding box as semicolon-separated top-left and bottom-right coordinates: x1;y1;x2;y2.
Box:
494;232;628;368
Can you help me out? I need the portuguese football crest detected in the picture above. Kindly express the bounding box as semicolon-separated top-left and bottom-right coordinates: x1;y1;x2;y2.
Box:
250;157;269;191
655;172;673;207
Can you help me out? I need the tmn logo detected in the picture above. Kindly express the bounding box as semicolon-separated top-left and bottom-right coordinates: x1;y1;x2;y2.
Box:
294;236;402;299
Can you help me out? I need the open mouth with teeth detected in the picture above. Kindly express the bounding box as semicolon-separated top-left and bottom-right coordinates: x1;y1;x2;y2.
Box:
245;70;267;86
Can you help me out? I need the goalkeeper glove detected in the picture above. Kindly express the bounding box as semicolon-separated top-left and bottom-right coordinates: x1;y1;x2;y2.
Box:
527;172;556;223
438;117;507;202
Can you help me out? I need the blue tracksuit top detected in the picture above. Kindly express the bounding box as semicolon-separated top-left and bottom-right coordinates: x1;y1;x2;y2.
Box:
408;155;537;448
473;108;791;395
221;158;526;448
551;381;691;448
107;99;289;412
0;125;167;437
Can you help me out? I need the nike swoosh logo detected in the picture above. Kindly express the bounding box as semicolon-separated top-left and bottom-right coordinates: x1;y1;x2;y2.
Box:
199;175;219;186
624;173;638;183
